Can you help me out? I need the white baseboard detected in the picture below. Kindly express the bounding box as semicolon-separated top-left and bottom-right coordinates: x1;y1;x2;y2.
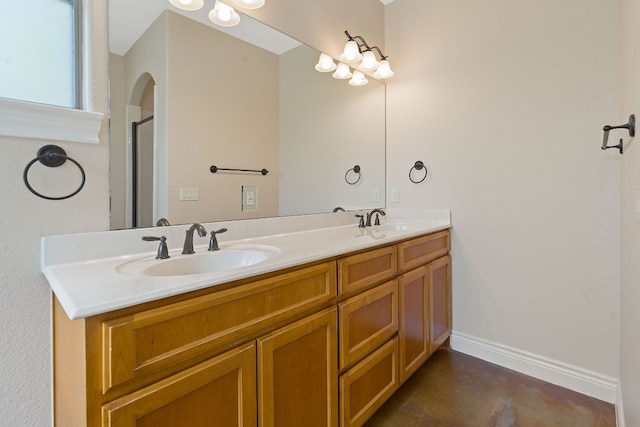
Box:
450;331;617;404
617;382;626;427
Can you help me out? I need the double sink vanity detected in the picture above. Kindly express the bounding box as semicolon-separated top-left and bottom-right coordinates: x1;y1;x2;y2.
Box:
43;209;452;427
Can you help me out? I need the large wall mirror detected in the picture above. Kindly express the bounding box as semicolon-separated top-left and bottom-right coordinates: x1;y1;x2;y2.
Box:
108;0;386;229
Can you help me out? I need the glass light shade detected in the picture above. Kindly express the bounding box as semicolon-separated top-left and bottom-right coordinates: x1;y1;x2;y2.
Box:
332;63;353;80
349;70;368;86
315;53;337;72
373;59;394;79
339;40;362;63
232;0;265;9
358;50;379;72
209;1;240;26
169;0;204;11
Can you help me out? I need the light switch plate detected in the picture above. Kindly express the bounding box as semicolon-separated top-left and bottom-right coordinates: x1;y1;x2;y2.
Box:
179;187;198;201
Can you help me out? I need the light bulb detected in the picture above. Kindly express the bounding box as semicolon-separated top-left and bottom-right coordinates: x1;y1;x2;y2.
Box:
373;60;394;79
339;40;362;63
232;0;265;9
315;53;337;72
209;1;240;26
359;51;379;72
349;70;368;86
169;0;204;11
332;63;353;80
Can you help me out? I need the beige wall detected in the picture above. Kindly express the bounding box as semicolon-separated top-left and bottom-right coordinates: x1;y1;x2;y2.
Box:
385;0;620;396
620;0;640;423
0;0;382;424
167;11;279;223
278;45;386;215
0;1;110;425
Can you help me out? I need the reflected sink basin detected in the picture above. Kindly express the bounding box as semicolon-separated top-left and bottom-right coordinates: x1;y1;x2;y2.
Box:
370;223;424;232
117;244;281;277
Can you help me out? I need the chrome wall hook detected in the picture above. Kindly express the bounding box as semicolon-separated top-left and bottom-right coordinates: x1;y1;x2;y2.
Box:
602;114;634;154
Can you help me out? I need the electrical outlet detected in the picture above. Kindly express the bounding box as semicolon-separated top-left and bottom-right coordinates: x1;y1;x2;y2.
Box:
242;185;257;211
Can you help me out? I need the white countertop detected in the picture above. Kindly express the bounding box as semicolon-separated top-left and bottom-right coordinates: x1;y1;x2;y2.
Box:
42;209;451;320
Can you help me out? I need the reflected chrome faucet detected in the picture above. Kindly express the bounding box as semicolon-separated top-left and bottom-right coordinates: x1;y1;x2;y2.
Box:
366;209;386;226
182;223;207;254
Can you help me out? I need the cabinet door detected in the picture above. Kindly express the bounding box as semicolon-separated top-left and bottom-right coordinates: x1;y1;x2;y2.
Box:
429;255;452;353
398;266;429;384
101;342;256;427
257;307;338;427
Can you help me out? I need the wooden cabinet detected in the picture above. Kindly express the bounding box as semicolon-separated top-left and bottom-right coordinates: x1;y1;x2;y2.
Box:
53;229;451;427
257;307;338;427
102;342;256;427
397;231;452;385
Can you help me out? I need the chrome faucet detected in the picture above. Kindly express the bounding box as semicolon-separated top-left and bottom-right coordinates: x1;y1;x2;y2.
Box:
182;223;207;254
366;208;386;226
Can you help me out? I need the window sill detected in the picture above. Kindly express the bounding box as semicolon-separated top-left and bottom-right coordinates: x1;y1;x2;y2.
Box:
0;97;104;144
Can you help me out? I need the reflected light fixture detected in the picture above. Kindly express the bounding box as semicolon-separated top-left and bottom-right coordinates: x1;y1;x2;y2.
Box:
232;0;265;9
315;53;337;72
209;1;240;26
349;70;368;86
333;63;353;79
169;0;204;10
168;0;265;27
315;30;393;87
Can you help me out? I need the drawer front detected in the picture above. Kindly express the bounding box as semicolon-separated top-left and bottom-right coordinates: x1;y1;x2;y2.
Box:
102;262;336;392
339;337;399;427
338;280;398;370
102;342;257;427
338;246;397;297
397;230;450;272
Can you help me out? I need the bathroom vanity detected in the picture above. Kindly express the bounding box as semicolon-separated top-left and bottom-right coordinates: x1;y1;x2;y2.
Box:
45;211;451;427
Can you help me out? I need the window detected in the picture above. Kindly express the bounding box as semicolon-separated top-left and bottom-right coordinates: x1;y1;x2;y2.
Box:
0;0;81;108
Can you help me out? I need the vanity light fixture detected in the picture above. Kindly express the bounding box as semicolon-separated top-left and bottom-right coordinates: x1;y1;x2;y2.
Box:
167;0;265;27
315;30;393;86
209;1;240;26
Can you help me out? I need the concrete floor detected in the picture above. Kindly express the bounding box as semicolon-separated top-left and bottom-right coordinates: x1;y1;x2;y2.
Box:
365;348;616;427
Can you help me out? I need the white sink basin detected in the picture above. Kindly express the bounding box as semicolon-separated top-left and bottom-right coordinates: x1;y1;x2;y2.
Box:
117;244;281;277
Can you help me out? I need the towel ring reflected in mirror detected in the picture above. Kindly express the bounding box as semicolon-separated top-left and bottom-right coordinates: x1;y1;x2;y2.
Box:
345;164;361;185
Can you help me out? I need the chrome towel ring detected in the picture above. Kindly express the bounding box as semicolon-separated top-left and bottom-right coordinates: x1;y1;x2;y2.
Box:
23;145;86;200
345;164;361;185
409;160;427;184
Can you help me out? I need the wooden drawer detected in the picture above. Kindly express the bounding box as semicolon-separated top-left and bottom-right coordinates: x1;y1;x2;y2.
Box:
102;342;257;427
397;230;450;273
339;337;399;427
338;280;398;370
338;246;397;297
102;262;336;392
